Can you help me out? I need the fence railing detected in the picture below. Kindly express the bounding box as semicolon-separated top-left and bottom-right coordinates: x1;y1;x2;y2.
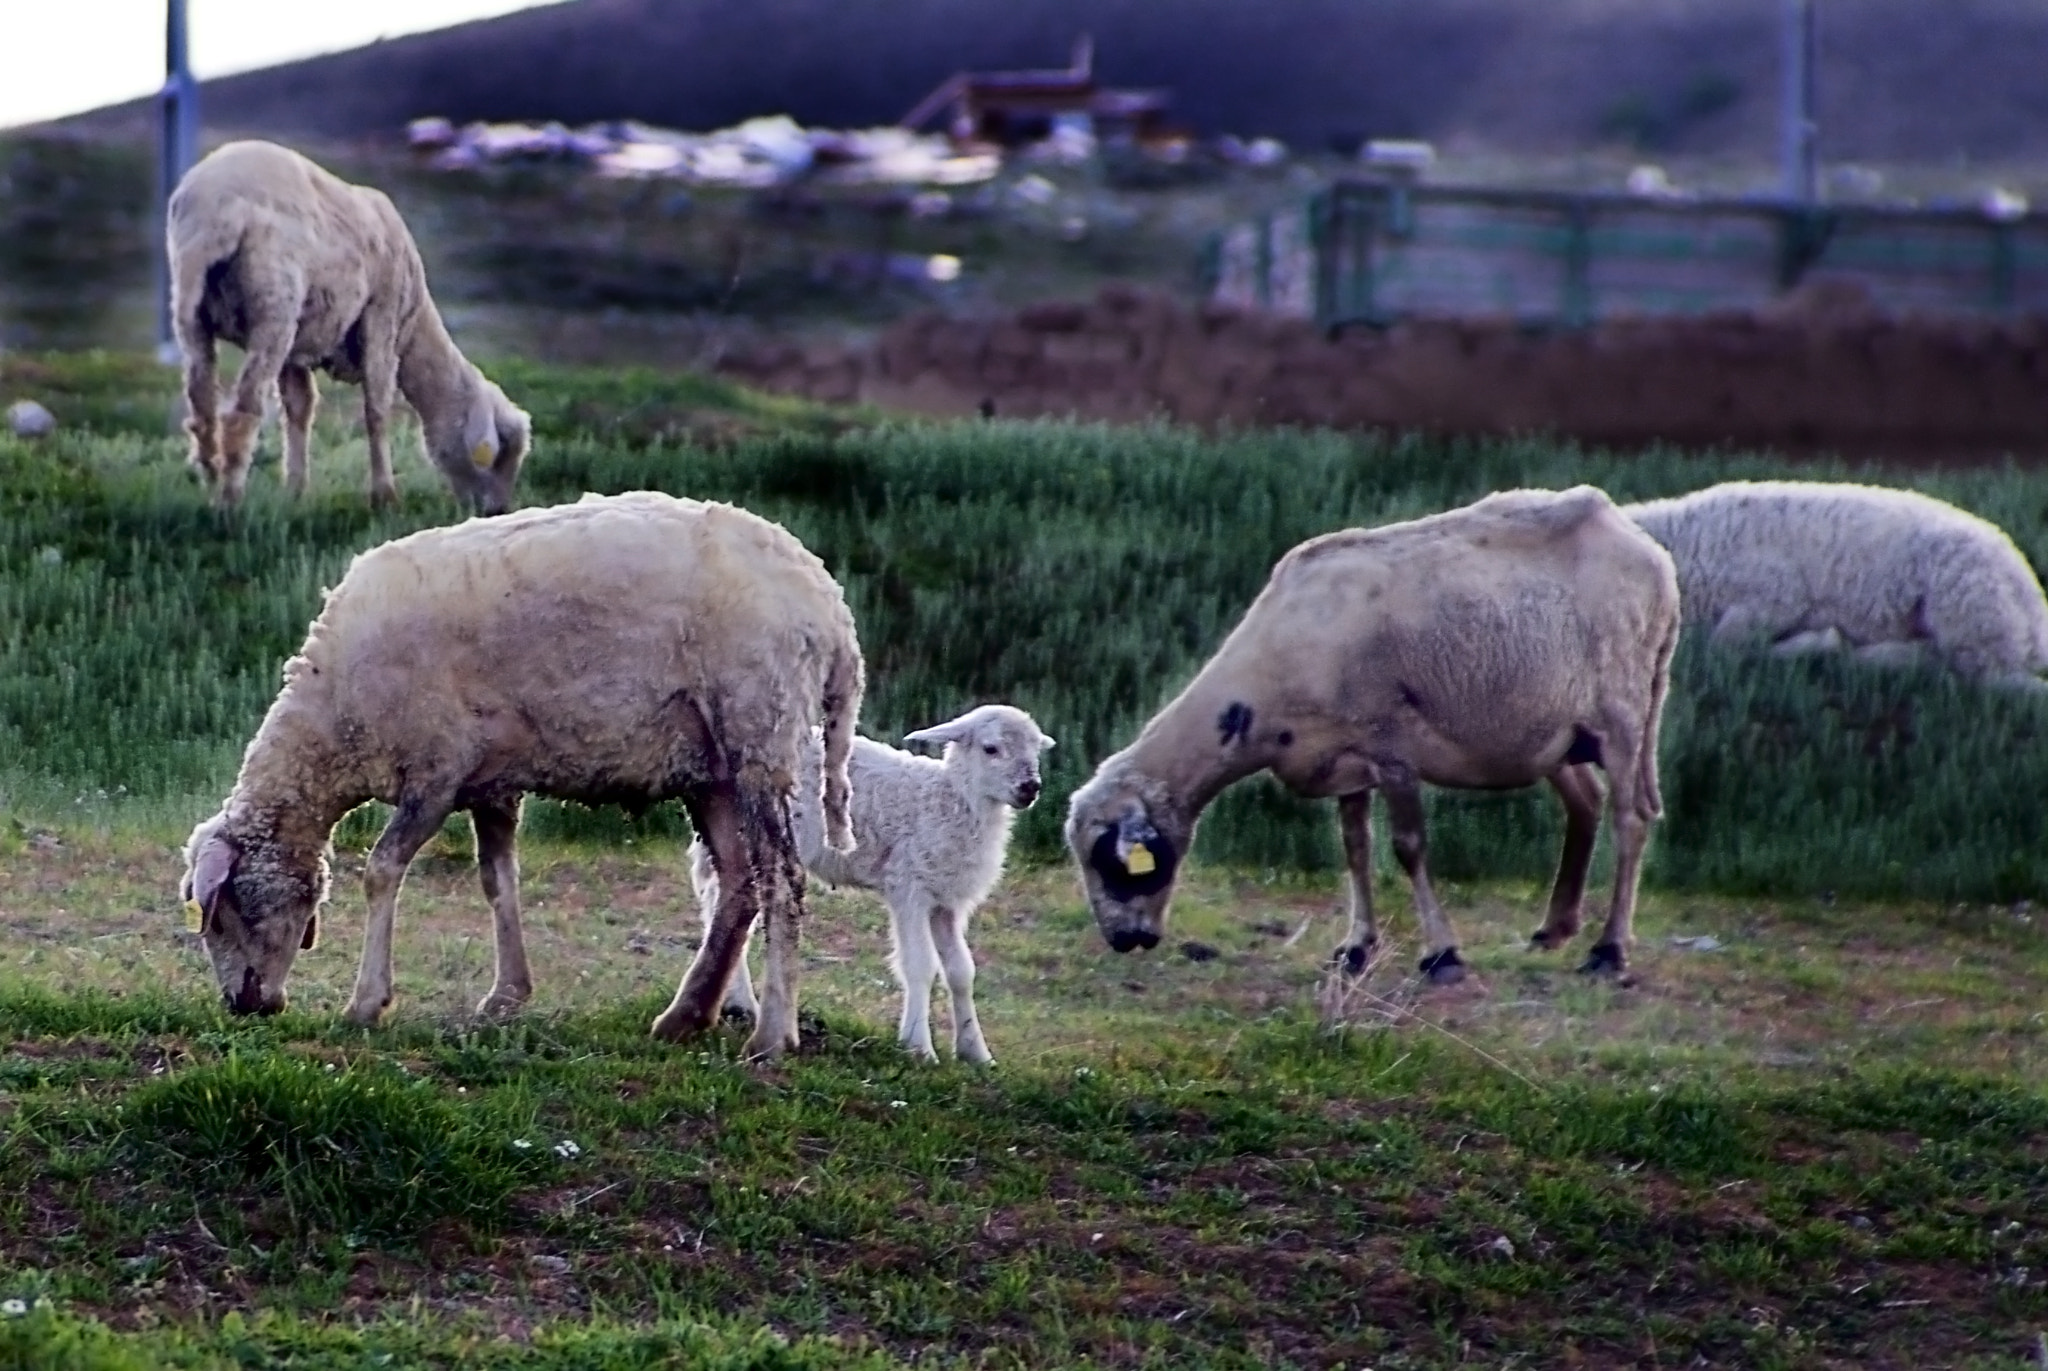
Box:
1211;178;2048;330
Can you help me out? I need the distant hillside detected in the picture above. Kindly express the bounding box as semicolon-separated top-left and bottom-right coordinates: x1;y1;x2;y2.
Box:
52;0;2048;166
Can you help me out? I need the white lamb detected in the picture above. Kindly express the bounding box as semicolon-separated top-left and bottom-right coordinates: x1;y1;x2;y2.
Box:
1623;480;2048;691
1066;486;1681;981
177;491;864;1062
692;704;1055;1064
168;139;531;514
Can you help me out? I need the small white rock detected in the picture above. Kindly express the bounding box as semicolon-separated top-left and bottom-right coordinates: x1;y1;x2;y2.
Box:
7;400;55;439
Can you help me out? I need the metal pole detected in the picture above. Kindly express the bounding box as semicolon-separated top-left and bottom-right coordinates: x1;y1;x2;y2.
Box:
1779;0;1817;203
156;0;199;360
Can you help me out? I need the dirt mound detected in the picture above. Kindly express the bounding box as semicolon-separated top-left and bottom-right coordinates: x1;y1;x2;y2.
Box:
717;285;2048;464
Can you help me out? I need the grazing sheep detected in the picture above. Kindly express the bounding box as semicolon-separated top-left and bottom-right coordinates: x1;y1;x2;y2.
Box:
1065;486;1681;982
168;139;531;514
178;491;863;1061
692;704;1055;1064
1622;480;2048;691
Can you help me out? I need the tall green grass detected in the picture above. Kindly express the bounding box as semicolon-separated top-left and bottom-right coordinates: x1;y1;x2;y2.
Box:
4;358;2048;901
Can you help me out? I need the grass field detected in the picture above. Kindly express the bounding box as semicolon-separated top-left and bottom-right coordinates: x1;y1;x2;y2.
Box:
0;353;2042;1367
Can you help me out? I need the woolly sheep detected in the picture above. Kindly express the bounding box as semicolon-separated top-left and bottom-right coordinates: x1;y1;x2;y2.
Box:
177;491;863;1062
1623;480;2048;691
692;704;1055;1064
168;139;531;514
1065;486;1681;982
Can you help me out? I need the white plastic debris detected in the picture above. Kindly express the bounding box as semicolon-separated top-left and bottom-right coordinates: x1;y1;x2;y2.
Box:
1668;934;1723;952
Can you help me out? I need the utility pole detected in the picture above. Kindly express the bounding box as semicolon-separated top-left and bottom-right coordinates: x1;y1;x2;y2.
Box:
156;0;199;361
1779;0;1817;203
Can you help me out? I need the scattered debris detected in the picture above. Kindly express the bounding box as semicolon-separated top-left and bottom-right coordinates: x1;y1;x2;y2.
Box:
410;113;1001;189
1668;933;1723;952
1485;1234;1516;1260
7;399;55;438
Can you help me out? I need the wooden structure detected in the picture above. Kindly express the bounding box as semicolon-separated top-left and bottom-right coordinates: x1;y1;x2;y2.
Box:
899;36;1171;146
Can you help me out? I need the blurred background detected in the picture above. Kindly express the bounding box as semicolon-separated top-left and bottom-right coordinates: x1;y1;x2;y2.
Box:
3;0;2045;456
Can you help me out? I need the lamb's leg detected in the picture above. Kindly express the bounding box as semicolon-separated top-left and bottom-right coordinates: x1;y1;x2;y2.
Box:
1384;778;1465;985
346;792;456;1025
1333;790;1378;976
931;903;991;1066
888;892;942;1062
655;786;756;1043
1531;763;1603;951
688;837;759;1018
219;278;302;510
277;363;318;499
360;324;401;510
471;799;532;1019
744;793;806;1060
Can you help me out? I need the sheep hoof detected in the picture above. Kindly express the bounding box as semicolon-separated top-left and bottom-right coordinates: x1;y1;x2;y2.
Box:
649;1004;714;1042
740;1027;788;1062
1418;948;1466;986
1530;926;1575;951
342;994;391;1027
475;989;528;1020
1333;940;1376;977
1578;942;1627;976
718;1004;756;1024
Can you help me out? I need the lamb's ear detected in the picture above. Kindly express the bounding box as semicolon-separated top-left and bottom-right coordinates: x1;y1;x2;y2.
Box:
300;909;319;951
186;831;239;934
1038;733;1057;751
904;716;975;749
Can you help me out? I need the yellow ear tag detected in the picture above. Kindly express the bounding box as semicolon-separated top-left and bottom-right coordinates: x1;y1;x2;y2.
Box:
183;899;204;933
1124;843;1156;876
470;440;494;469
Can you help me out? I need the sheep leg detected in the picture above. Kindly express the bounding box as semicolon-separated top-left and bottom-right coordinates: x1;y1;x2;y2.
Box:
931;903;992;1066
687;838;759;1018
178;330;220;487
277;363;318;498
471;799;532;1019
360;328;401;510
219;282;302;510
345;792;456;1025
1531;763;1603;951
1582;729;1652;977
655;787;757;1043
1384;780;1465;985
888;892;943;1062
743;792;806;1060
1333;790;1378;976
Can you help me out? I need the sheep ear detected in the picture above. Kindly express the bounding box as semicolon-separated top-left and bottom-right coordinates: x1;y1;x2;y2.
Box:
1038;734;1057;751
187;831;238;934
462;391;500;470
300;909;319;951
497;403;531;466
904;718;973;748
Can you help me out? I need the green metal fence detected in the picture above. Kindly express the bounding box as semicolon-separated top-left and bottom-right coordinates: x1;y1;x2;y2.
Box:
1211;178;2048;330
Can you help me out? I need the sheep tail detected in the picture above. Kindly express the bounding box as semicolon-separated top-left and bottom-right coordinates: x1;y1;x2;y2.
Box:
1637;616;1679;821
819;641;863;854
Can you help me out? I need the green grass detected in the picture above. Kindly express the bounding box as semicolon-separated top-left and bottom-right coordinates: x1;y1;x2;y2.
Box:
0;352;2043;1366
4;350;2048;902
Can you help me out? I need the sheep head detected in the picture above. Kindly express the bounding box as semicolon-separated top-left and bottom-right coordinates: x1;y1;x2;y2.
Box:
180;812;328;1016
905;704;1055;810
1063;759;1189;954
432;372;530;516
